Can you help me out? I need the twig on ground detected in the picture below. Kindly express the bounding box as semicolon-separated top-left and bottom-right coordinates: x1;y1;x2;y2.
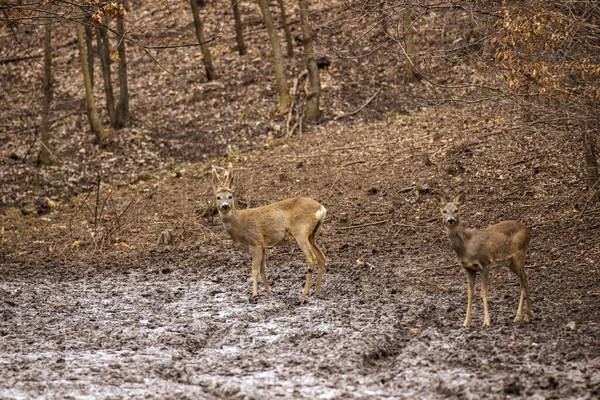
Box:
338;220;388;230
524;264;546;269
366;262;377;269
334;88;382;121
342;160;366;167
393;222;430;228
420;265;458;274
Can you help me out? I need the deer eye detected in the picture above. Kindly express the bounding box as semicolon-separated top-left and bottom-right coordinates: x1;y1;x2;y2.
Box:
443;210;447;214
217;196;221;200
228;195;232;200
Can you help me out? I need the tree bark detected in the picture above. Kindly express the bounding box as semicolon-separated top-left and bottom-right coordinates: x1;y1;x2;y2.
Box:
95;25;117;127
299;0;320;122
277;0;294;57
84;22;94;88
402;8;418;81
115;14;130;128
76;21;108;144
190;0;218;81
39;19;53;165
257;0;291;113
231;0;247;56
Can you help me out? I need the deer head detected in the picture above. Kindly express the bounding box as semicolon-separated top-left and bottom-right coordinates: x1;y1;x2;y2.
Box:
433;191;466;227
212;163;235;214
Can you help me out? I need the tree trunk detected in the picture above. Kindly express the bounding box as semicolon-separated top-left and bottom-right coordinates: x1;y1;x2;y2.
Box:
76;21;108;144
257;0;291;114
277;0;294;57
402;8;418;81
39;19;53;165
84;22;94;88
299;0;320;122
115;15;130;128
583;124;600;201
95;25;117;127
231;0;247;56
190;0;218;81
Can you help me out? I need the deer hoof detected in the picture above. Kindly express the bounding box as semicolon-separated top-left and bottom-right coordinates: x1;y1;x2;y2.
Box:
514;315;523;323
462;320;471;327
523;314;531;322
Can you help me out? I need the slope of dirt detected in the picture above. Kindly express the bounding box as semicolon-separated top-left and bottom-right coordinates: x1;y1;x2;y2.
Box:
1;0;600;399
2;104;600;399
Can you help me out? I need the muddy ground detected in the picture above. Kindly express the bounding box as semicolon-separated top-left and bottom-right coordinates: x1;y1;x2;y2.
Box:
1;237;599;399
2;0;600;398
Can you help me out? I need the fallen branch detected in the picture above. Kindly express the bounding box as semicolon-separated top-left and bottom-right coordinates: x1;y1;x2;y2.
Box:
334;88;382;121
342;160;366;167
393;222;430;228
420;265;458;274
338;220;388;230
524;264;546;269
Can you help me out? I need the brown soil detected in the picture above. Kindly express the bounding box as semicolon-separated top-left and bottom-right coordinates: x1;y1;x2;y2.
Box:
1;1;599;399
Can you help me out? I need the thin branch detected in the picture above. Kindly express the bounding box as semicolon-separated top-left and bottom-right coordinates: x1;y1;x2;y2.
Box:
334;88;382;121
338;220;389;230
420;264;458;274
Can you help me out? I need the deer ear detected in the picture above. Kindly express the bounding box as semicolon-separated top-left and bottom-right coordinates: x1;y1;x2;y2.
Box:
433;194;446;208
225;163;234;187
211;166;222;189
454;191;466;207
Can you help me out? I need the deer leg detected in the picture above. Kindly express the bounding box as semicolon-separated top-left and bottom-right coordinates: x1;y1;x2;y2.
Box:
297;237;316;296
481;268;491;326
464;269;476;327
260;249;272;293
514;279;525;323
309;235;326;294
518;253;532;322
250;248;263;297
508;258;525;323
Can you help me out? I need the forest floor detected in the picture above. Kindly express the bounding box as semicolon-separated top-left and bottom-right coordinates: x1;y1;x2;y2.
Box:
1;1;600;399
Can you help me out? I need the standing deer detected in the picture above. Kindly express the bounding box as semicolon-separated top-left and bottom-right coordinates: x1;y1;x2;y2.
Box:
211;164;327;297
433;192;532;326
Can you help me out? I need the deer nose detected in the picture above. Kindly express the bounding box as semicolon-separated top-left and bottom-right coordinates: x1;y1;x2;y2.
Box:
222;203;230;210
447;218;456;224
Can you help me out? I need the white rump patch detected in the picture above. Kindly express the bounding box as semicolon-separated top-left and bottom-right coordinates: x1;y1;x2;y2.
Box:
315;206;327;221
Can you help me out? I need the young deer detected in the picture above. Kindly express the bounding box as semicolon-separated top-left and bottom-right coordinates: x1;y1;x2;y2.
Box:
211;164;327;297
433;192;532;326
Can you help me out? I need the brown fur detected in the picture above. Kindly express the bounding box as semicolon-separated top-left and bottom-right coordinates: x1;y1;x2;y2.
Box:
212;164;327;297
434;192;532;326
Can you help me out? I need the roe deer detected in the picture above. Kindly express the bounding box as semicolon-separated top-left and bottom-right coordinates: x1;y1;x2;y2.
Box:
211;164;327;297
433;192;532;326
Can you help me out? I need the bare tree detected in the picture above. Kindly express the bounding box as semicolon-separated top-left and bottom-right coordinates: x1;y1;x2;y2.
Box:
277;0;294;57
115;14;130;128
76;20;108;144
84;22;95;88
95;25;117;126
298;0;320;122
190;0;218;80
231;0;247;56
39;17;53;165
402;8;418;81
257;0;291;113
